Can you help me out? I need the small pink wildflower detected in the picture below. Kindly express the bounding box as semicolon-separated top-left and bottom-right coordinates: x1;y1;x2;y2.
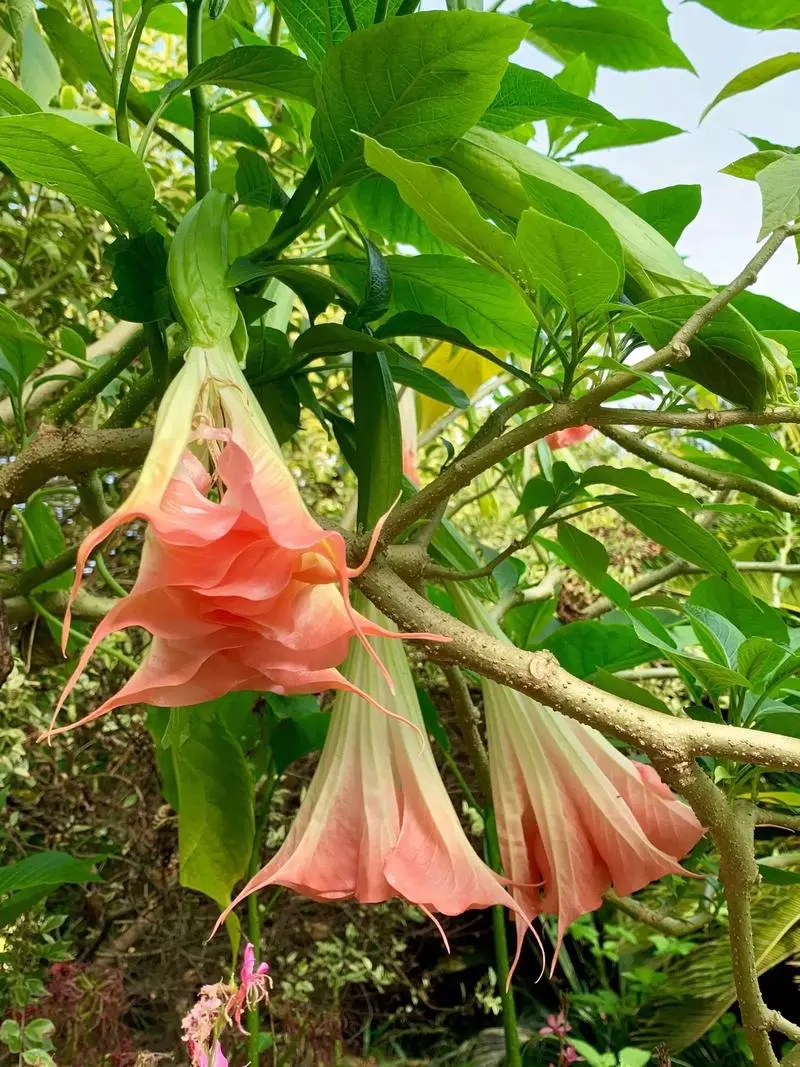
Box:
225;942;272;1032
561;1048;583;1065
539;1011;571;1037
182;982;230;1061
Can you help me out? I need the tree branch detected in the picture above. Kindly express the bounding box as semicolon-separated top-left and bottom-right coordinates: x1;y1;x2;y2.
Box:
601;425;800;514
357;560;800;771
603;888;714;937
0;427;152;510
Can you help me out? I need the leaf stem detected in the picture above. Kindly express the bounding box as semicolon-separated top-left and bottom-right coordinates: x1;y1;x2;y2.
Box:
116;6;148;147
83;0;114;75
47;329;146;425
374;0;389;21
339;0;358;32
187;0;212;200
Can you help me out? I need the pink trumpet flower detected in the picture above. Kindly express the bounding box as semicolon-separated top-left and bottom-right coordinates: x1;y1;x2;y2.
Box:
545;425;594;451
449;588;704;962
216;598;525;955
49;340;443;738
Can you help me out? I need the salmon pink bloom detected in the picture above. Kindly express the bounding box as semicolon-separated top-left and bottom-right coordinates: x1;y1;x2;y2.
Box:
399;389;420;486
449;588;703;962
545;425;594;451
48;340;443;738
216;598;524;950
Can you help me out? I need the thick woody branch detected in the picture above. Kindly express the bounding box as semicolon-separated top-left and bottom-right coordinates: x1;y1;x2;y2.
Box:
0;427;152;511
358;561;800;771
590;406;800;430
756;809;800;833
601;425;800;515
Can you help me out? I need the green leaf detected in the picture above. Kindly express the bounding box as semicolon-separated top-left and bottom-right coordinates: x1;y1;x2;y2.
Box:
518;171;624;281
385;350;469;410
102;232;170;323
721;149;784;182
0;77;41;116
581;466;698;508
344;176;456;255
521;2;694;72
516;476;556;513
570;163;640;203
0;304;47;352
292;322;387;360
627;184;701;245
541;620;656;678
358;237;392;324
575;118;685;154
609;499;746;592
757;863;800;885
315;11;526;185
0;851;101;896
276;0;402;67
268;708;330;776
590;667;670;715
756;153;800;238
480;63;620;133
689;577;787;643
364;138;528;284
353;351;402;528
595;0;669;30
691;1;800;30
174;44;316;105
701;53;800;120
736;637;787;685
160;699;254;911
685;604;745;667
22;495;70;592
734;291;800;332
20;15;60;109
416;686;451;753
627;296;767;408
0;114;154;233
235;147;289;210
386;255;535;357
555;523;631;607
517;207;620;319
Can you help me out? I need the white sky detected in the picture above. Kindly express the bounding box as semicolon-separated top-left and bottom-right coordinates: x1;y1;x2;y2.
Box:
511;0;800;307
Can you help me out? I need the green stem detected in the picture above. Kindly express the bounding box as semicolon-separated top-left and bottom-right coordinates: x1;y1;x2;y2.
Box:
246;773;278;1067
111;0;131;145
339;0;358;32
116;7;148;146
484;808;523;1067
262;160;322;251
143;322;170;397
47;329;146;425
373;0;389;21
103;348;186;428
187;0;211;200
269;3;282;43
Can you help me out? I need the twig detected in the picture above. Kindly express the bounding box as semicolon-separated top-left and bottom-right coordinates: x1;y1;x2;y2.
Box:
46;329;146;425
442;665;491;800
604;888;714;937
601;425;800;515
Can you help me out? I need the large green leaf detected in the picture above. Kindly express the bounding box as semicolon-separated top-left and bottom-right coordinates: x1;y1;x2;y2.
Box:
701;53;800;120
627;295;767;408
314;11;526;185
540;620;656;678
609;499;746;592
353;351;402;528
156;698;255;912
443;127;709;290
386;255;535;356
627;184;701;245
756;153;800;238
691;0;800;30
521;2;694;72
171;44;316;105
344;176;456;255
363;138;526;283
21;495;70;592
20;14;60;109
276;0;402;67
634;884;800;1051
479;63;619;133
574;118;684;154
517;207;619;319
594;0;669;30
0;77;40;116
0;114;153;233
0;851;101;897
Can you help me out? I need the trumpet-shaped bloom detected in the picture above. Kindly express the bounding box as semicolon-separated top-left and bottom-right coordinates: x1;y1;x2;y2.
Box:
449;587;703;958
50;341;442;737
217;599;520;941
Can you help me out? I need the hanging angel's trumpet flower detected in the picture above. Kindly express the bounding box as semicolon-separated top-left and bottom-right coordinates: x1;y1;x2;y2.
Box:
49;193;444;737
449;586;704;961
544;425;594;451
216;598;527;955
